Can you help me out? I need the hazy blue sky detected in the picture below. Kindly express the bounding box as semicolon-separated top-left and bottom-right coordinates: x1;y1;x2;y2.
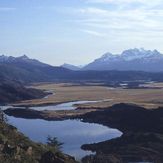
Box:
1;0;163;66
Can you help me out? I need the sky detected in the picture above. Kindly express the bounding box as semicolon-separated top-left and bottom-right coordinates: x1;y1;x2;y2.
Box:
1;0;163;66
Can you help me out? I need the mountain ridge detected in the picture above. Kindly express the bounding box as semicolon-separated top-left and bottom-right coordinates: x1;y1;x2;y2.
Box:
1;52;163;84
0;54;71;83
83;48;163;72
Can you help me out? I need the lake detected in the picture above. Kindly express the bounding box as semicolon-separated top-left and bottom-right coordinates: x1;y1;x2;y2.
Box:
7;116;122;161
4;100;122;161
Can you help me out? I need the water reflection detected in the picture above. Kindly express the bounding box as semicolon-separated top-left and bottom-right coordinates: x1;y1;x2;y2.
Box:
7;116;122;160
30;100;101;111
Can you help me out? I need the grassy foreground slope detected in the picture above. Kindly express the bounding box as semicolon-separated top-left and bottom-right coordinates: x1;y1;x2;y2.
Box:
0;117;77;163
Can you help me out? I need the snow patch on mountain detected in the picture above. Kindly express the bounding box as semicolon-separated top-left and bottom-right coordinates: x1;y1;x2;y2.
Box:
83;48;163;71
121;48;162;61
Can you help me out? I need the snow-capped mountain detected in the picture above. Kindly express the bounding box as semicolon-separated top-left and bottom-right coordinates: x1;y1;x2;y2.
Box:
121;48;161;61
83;48;163;72
99;52;120;62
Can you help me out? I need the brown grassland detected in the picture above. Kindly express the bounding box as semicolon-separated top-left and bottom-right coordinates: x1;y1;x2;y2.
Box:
13;82;163;109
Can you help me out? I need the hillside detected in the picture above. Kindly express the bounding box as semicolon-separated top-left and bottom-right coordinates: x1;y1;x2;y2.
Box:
0;116;76;163
0;55;70;83
0;80;47;104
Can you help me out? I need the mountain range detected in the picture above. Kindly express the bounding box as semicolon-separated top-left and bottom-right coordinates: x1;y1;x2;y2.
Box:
2;51;163;103
0;55;71;83
82;48;163;72
1;51;163;84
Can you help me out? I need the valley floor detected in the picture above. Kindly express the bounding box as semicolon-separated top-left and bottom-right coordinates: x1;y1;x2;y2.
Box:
13;82;163;109
5;81;163;163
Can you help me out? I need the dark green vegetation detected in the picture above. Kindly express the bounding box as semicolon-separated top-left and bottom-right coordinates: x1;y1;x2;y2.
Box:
0;80;47;104
80;103;163;133
4;107;90;121
0;112;76;163
79;103;163;163
4;108;46;119
82;133;163;163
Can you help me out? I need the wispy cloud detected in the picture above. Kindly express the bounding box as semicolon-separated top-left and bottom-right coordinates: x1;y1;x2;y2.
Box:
70;4;163;37
79;7;108;15
86;0;162;5
81;29;106;37
86;0;139;3
85;0;163;11
0;7;16;11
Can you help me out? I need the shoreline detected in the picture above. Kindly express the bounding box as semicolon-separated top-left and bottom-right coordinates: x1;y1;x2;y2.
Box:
4;102;163;162
0;117;77;163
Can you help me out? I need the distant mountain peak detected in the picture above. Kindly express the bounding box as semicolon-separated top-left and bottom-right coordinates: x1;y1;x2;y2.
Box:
101;52;113;58
0;54;50;68
96;52;119;62
61;63;81;71
121;48;162;61
83;48;163;71
0;54;30;62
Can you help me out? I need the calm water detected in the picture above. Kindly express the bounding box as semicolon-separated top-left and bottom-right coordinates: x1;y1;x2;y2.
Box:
4;100;122;160
1;100;111;111
7;116;122;160
1;100;102;111
30;100;101;111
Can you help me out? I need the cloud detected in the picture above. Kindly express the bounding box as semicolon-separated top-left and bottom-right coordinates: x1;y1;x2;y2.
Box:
86;0;162;5
81;29;106;37
79;7;108;15
72;5;163;34
85;0;163;10
56;1;163;42
0;7;16;11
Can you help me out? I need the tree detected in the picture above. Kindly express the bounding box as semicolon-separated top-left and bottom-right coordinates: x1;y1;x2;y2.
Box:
47;136;63;151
